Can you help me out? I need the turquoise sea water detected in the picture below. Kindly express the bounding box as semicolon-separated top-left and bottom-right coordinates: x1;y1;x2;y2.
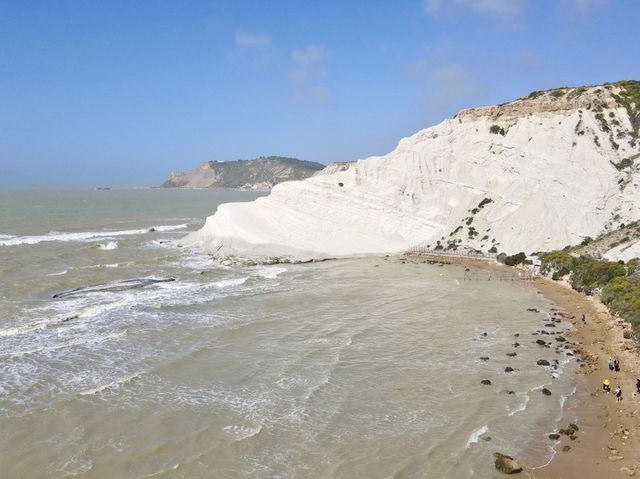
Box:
0;187;577;478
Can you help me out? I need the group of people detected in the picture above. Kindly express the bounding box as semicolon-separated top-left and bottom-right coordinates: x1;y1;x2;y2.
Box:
602;379;623;401
608;357;620;372
602;357;640;403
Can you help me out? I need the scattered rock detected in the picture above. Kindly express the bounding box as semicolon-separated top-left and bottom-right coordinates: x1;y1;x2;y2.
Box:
555;336;566;342
482;436;492;441
548;434;560;440
562;445;571;452
514;333;520;337
537;359;550;366
569;423;579;431
608;456;624;462
620;466;637;476
480;356;490;361
494;453;523;474
505;367;514;373
483;332;487;336
527;308;539;312
545;323;556;327
513;342;520;347
536;339;546;346
542;388;552;396
481;379;492;385
569;435;577;440
507;352;517;357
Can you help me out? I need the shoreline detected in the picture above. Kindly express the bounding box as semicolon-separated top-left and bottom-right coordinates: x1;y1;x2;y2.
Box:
417;254;640;477
527;275;640;478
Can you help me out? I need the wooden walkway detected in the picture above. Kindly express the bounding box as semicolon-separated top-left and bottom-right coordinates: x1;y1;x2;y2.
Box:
405;247;536;281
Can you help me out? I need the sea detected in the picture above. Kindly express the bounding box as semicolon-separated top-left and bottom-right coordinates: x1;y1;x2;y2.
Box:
0;187;578;478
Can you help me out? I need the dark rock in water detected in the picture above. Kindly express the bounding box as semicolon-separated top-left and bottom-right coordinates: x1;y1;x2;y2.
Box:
537;359;550;366
545;323;556;327
555;336;566;342
540;330;549;335
480;357;490;361
570;435;577;440
514;333;520;337
548;434;560;440
507;390;515;395
569;423;579;431
505;366;514;372
494;453;523;474
513;342;520;347
542;388;552;396
536;339;546;346
566;352;574;356
53;278;176;299
482;436;492;441
482;332;487;336
62;315;79;323
481;379;492;385
506;352;517;357
527;308;539;312
562;445;571;452
148;227;156;232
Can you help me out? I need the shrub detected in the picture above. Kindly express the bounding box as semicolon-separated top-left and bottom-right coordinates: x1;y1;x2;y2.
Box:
504;252;527;266
571;259;626;293
580;237;593;246
478;197;493;208
488;246;498;253
489;125;506;136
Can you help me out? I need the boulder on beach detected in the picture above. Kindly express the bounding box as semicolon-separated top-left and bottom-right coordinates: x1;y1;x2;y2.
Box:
542;388;552;396
537;359;550;366
481;379;492;385
494;453;523;474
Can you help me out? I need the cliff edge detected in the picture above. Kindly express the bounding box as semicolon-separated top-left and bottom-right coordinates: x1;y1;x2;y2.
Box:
183;81;640;263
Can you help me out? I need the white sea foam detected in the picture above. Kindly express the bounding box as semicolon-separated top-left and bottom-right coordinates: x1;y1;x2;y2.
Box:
213;278;248;288
465;425;488;448
0;224;188;246
47;270;68;276
252;266;287;279
97;241;118;250
152;224;189;232
508;392;530;417
78;371;141;396
223;424;263;442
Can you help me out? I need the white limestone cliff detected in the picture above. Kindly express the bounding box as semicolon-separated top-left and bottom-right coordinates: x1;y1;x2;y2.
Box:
183;83;640;263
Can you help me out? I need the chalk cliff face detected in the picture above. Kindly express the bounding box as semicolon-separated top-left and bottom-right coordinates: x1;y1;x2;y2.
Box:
183;82;640;262
161;156;324;189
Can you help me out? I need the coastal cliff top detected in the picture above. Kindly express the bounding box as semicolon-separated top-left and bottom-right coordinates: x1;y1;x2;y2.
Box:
456;81;640;128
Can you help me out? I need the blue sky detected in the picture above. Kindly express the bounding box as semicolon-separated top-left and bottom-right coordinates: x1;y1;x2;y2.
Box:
1;0;639;185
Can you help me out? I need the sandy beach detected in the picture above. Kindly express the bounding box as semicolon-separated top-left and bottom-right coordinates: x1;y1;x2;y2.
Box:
528;275;640;478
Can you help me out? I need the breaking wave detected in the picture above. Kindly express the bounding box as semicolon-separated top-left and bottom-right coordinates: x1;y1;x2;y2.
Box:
0;224;189;246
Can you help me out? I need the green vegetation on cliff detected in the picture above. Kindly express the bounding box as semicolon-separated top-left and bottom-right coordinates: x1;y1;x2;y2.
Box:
539;251;640;334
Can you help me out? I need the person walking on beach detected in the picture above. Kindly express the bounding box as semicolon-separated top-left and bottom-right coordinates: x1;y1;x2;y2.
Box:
603;379;611;393
614;359;620;373
609;357;614;371
616;386;622;402
581;313;586;325
636;378;640;394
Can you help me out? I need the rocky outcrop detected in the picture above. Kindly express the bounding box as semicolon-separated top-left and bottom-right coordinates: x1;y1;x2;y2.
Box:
183;82;640;263
162;156;324;189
